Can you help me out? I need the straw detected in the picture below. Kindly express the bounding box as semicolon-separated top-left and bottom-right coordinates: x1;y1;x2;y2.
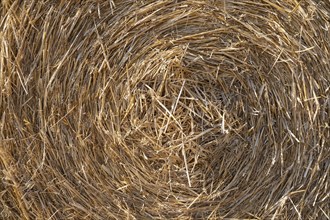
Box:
0;0;329;219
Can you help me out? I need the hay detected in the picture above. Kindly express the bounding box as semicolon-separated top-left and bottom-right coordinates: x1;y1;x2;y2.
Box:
0;0;329;219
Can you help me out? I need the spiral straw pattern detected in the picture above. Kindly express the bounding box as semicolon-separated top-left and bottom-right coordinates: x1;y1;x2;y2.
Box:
0;1;329;219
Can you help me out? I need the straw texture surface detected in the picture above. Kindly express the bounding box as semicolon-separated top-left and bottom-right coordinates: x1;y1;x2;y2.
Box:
0;0;329;219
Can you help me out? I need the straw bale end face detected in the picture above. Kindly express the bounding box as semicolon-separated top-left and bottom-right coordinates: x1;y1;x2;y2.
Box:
0;0;329;219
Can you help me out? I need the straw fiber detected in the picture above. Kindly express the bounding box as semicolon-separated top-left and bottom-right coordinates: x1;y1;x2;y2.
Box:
0;0;329;219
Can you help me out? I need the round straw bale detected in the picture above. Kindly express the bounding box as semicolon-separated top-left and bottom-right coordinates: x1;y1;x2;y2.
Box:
0;0;329;219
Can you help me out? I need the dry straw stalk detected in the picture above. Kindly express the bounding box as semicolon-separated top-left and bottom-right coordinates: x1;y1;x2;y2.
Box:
0;0;329;219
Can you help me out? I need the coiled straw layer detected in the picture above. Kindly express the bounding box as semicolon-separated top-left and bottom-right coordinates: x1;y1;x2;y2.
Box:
0;0;329;219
